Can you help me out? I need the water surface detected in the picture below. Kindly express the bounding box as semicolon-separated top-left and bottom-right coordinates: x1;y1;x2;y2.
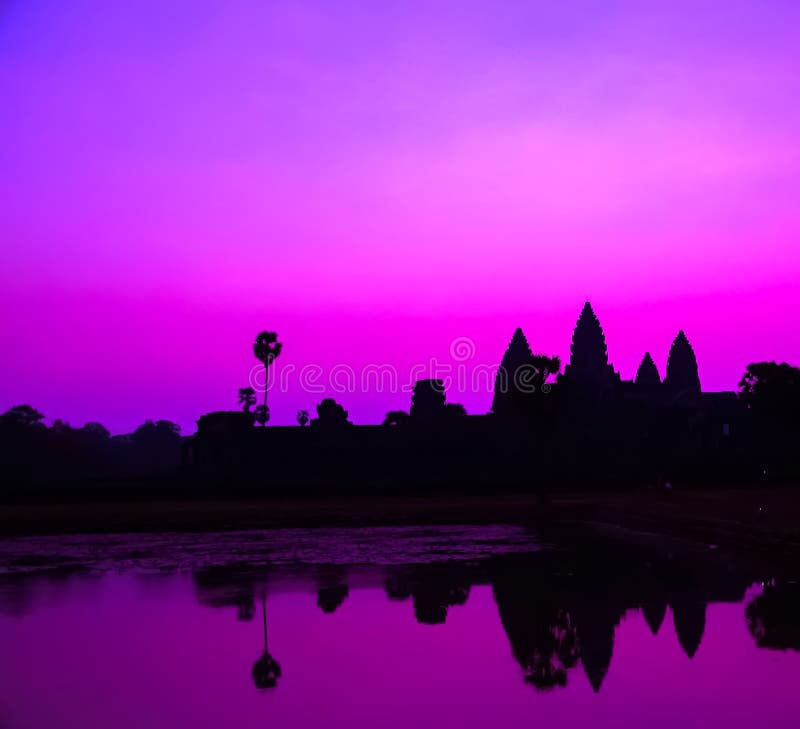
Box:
1;525;798;728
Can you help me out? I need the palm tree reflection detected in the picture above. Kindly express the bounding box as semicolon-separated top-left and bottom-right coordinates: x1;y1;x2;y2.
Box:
252;595;282;690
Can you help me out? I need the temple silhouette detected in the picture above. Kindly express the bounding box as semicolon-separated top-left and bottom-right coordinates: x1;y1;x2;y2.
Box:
185;301;754;493
1;300;798;493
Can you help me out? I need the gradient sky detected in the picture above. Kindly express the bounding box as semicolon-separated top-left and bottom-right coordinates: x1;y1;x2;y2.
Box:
2;0;799;432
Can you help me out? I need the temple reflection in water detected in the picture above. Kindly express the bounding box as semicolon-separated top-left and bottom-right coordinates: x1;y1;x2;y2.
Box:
2;530;800;729
177;544;795;693
1;529;798;708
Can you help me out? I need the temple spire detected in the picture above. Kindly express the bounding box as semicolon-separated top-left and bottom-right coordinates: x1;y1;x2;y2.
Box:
635;352;661;389
664;330;700;397
492;327;534;418
563;302;616;386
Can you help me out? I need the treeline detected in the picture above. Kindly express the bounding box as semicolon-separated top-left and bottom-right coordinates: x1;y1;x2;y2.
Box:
1;360;798;497
0;406;183;489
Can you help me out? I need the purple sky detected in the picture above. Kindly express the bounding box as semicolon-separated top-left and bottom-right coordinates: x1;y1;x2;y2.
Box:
2;1;799;432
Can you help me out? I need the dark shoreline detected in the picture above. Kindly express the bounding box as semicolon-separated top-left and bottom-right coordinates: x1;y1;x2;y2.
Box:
2;487;800;565
0;491;562;536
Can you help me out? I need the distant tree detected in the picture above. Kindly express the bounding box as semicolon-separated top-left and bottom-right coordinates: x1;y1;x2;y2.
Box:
253;331;282;426
254;405;270;426
739;362;800;424
133;419;180;442
745;581;800;651
317;584;349;614
81;422;110;440
296;409;310;427
238;387;257;413
382;410;410;427
0;404;45;429
314;398;351;429
531;354;561;392
444;403;467;418
0;406;48;487
664;330;700;397
635;352;661;389
493;330;560;419
236;597;256;622
50;418;74;434
410;566;470;625
132;419;182;471
524;609;578;690
133;420;181;445
739;362;800;476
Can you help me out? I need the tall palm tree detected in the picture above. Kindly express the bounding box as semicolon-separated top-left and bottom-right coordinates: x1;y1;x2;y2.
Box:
253;331;282;426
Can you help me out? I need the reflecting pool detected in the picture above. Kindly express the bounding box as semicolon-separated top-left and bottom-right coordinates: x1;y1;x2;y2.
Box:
0;526;798;728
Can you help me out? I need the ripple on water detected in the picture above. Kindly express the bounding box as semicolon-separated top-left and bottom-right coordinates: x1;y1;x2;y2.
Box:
0;524;544;574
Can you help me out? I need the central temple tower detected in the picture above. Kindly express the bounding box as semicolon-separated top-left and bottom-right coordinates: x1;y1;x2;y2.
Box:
562;302;618;388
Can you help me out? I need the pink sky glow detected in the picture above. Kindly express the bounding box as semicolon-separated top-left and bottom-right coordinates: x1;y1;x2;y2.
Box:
1;1;799;432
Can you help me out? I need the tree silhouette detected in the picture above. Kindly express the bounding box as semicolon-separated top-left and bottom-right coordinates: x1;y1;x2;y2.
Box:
444;403;467;418
739;362;800;424
51;418;74;435
81;422;110;440
317;584;349;613
410;566;470;625
0;404;45;429
524;608;578;689
132;420;182;471
253;331;282;426
531;354;561;392
296;409;310;427
745;582;800;651
383;410;410;427
254;405;270;426
635;352;661;389
236;596;256;621
313;398;351;429
738;362;800;476
664;331;700;398
133;419;180;444
238;387;257;413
